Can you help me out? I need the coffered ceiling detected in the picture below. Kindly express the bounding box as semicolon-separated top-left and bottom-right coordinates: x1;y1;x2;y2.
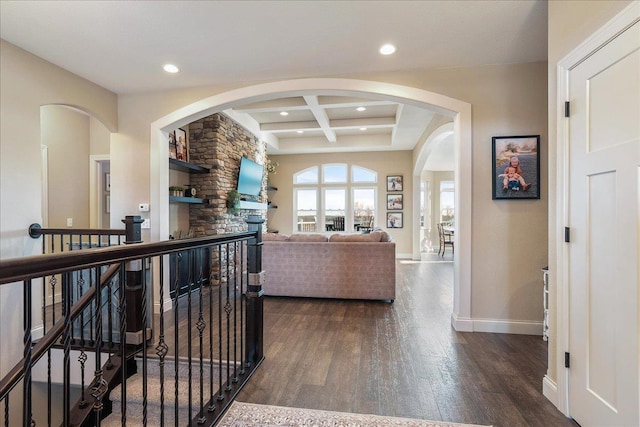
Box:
227;95;437;155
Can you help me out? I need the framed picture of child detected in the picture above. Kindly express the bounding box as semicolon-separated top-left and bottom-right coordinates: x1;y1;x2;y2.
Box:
492;135;540;200
386;175;403;192
387;212;403;228
175;128;188;162
387;194;403;210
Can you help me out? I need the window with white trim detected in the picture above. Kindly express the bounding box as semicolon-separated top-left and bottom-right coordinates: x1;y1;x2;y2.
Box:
440;181;454;223
293;164;377;232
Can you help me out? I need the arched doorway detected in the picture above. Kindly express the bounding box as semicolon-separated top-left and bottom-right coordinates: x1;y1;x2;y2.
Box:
149;78;473;331
40;105;112;229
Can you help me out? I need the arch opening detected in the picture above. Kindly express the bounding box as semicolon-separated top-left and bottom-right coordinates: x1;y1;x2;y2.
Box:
150;78;473;331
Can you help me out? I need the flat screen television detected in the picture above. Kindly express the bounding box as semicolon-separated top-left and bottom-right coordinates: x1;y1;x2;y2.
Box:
236;157;264;197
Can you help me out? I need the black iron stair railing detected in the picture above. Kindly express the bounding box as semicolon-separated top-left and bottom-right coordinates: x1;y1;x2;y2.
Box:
1;215;265;427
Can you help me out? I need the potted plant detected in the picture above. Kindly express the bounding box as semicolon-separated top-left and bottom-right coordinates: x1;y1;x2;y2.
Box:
265;158;279;175
169;186;184;197
226;189;240;214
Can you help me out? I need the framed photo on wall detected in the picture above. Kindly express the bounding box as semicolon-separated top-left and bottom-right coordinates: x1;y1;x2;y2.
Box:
175;128;188;162
492;135;540;200
387;194;403;210
387;212;403;228
168;131;177;159
387;175;403;191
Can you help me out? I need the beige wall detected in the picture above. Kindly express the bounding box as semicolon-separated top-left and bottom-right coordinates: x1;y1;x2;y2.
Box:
266;151;414;255
0;39;117;377
546;0;633;388
90;116;111;155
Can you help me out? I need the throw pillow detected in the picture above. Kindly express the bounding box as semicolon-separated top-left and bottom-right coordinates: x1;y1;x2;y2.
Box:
372;227;393;242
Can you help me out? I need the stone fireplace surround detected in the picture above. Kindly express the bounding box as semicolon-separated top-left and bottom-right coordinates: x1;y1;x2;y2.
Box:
187;112;268;237
185;112;268;282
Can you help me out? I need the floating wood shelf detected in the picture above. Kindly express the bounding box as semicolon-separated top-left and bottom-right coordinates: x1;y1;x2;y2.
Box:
169;196;208;204
169;158;210;174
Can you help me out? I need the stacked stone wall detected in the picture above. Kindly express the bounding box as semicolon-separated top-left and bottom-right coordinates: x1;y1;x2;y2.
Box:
185;113;267;282
188;113;267;236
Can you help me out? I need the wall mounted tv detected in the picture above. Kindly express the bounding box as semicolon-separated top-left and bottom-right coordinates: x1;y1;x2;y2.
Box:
236;157;264;197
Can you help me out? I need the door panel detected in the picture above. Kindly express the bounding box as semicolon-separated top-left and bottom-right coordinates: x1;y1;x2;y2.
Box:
567;19;639;426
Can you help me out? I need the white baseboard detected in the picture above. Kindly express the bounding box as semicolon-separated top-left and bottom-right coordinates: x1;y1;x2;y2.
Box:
542;375;558;406
154;297;174;314
472;318;543;335
451;314;543;335
451;313;474;332
45;292;63;306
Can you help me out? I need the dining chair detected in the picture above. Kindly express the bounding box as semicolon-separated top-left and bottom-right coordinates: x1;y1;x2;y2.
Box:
437;223;454;257
358;216;374;233
333;216;345;231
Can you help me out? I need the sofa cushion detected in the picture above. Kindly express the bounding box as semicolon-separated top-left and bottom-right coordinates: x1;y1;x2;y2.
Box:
288;233;328;242
329;231;383;242
263;232;289;241
372;227;393;242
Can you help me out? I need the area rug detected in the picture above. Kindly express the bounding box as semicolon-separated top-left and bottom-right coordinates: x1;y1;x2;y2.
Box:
218;401;491;427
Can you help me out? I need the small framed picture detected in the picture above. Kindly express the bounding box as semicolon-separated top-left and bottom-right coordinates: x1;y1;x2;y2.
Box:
175;128;188;162
387;212;403;228
492;135;540;200
105;173;111;192
169;131;177;159
387;175;403;192
387;194;403;210
105;195;110;213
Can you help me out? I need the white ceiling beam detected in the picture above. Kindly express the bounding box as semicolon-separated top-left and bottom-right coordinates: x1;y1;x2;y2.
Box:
222;108;280;149
260;120;320;132
276;133;393;153
303;95;336;143
329;117;395;129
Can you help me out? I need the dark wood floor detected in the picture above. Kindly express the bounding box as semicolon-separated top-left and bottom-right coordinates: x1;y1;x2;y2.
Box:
235;254;577;427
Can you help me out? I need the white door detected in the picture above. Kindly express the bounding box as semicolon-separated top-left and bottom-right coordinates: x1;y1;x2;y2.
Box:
567;19;639;426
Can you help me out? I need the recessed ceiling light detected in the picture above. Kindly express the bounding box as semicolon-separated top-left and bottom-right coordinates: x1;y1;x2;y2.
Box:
297;130;304;134
379;44;396;55
360;127;367;131
163;64;180;73
280;111;289;116
356;107;366;112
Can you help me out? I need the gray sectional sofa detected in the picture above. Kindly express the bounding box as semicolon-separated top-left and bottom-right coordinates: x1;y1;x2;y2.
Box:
261;231;396;302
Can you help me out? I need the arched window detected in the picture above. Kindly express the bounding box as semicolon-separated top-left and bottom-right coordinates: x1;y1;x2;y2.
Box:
294;166;318;184
293;164;377;233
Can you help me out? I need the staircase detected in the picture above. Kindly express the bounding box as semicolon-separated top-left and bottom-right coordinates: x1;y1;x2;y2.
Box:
103;357;227;426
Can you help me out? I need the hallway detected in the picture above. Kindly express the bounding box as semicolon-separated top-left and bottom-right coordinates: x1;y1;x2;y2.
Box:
236;257;576;427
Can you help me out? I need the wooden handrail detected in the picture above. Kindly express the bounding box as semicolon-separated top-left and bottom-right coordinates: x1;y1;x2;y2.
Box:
28;223;127;239
0;232;255;285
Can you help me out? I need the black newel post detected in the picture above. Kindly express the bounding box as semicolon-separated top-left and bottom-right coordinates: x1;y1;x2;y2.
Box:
245;215;264;366
122;215;145;341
